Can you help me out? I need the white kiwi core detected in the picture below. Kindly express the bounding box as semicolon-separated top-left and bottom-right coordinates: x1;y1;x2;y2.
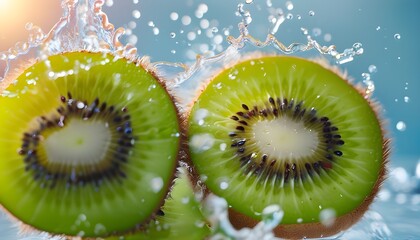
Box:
252;117;319;159
43;119;111;166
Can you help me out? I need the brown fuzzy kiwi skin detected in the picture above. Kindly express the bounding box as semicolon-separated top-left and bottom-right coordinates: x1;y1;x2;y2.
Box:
185;53;391;239
0;51;186;239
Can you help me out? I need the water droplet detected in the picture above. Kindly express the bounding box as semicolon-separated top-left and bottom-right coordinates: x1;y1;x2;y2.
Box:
378;189;391;202
194;109;209;126
105;0;113;7
297;218;303;223
190;133;215;152
187;31;196;41
368;65;377;73
181;15;192;25
285;1;294;10
324;33;332;42
309;10;315;16
213;34;224;45
181;197;190;204
394;33;401;40
78;214;87;221
170;12;179;21
362;72;371;81
150;177;163;193
200;19;210;29
197;3;209;14
312;28;322;37
416;160;420;178
319;208;336;227
261;205;284;229
396;121;406;131
132;10;141;19
220;143;227;151
395;193;407;204
94;223;107;235
219;180;229;190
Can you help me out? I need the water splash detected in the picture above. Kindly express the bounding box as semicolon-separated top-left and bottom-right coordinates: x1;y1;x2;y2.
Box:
149;2;365;93
204;194;283;240
0;0;138;85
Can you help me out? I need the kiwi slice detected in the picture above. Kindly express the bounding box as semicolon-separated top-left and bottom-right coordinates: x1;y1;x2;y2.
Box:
0;52;181;237
187;56;389;238
107;167;211;240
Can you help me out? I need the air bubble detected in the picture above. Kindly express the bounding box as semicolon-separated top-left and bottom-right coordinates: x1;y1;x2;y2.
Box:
394;33;401;40
309;10;315;16
396;121;406;131
152;27;159;35
170;32;176;38
286;13;293;19
245;0;254;4
376;26;381;31
404;96;410;103
132;10;141;19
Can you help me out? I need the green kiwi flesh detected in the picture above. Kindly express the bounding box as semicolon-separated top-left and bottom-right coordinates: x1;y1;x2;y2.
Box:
0;52;181;237
107;167;211;240
188;56;388;238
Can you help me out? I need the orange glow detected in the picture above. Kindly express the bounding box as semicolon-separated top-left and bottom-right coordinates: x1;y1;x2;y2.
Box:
0;0;61;51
